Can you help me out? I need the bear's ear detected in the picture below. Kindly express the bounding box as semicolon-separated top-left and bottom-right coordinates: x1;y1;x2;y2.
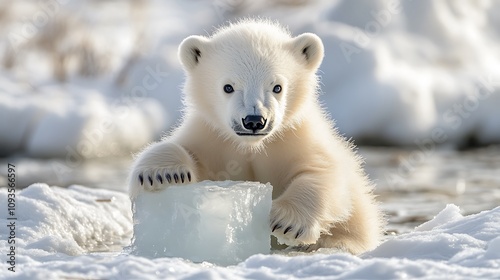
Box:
290;33;324;70
178;35;210;70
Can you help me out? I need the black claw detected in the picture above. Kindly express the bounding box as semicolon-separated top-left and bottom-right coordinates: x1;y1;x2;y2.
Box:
187;172;191;182
295;228;304;239
173;174;179;183
156;174;163;184
284;226;293;235
166;174;172;183
138;174;144;185
148;176;153;186
181;173;185;183
272;224;282;232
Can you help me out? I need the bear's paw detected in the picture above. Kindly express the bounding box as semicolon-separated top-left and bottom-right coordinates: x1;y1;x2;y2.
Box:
270;199;323;246
137;167;194;192
129;142;198;194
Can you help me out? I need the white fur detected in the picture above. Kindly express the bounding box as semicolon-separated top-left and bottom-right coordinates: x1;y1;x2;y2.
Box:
128;19;384;254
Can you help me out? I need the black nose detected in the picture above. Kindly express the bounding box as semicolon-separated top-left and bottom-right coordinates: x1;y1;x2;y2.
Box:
242;115;267;132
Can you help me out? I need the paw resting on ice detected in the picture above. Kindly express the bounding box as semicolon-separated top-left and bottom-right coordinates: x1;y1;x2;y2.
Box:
128;142;198;197
137;167;193;191
270;199;322;246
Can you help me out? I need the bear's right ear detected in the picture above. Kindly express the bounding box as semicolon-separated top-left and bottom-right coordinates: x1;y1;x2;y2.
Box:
178;35;210;70
290;33;324;71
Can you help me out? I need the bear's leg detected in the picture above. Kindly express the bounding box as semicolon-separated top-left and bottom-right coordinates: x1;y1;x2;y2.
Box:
270;174;352;247
128;141;198;197
303;189;383;254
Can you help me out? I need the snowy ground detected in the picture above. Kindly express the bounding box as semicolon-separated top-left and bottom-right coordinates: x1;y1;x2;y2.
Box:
0;182;499;279
1;147;499;279
2;0;500;279
361;146;500;234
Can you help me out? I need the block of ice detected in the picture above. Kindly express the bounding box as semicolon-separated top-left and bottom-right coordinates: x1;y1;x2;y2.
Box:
129;180;273;266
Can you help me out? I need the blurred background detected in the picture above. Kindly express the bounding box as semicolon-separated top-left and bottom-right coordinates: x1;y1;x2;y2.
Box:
0;0;499;232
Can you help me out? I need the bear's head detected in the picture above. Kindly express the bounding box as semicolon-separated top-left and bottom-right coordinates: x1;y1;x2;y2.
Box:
178;19;324;150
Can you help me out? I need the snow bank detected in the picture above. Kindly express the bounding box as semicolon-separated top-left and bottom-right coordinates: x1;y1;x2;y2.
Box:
1;184;499;279
0;184;132;256
237;0;500;146
2;0;500;157
0;0;171;158
0;84;165;158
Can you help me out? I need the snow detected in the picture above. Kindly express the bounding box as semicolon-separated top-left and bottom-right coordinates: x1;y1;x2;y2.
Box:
2;0;500;157
0;183;132;256
129;181;273;266
0;82;166;158
1;183;500;279
1;0;500;278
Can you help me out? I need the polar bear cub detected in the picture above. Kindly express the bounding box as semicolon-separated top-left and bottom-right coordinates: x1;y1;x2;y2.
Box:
128;19;384;254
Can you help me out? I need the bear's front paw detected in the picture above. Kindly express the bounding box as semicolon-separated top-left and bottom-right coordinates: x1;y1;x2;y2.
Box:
270;199;322;246
128;142;199;197
132;166;196;193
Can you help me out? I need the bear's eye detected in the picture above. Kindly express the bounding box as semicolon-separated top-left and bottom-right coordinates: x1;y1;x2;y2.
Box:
223;84;234;94
273;85;282;94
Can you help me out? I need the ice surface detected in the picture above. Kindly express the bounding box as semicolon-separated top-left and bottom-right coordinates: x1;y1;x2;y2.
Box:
129;180;273;266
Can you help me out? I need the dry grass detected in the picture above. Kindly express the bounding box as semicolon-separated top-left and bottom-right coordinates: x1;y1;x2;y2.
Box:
0;1;143;83
0;2;11;22
28;15;112;82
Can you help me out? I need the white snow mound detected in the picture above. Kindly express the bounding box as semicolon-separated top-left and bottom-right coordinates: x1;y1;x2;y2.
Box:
1;184;500;279
0;90;165;158
2;0;500;155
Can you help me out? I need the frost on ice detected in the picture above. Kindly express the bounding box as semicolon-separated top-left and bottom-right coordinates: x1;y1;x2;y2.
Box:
129;180;273;266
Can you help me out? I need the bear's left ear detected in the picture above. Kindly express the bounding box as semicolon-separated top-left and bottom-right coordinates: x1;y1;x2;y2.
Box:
290;33;324;70
178;35;210;70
